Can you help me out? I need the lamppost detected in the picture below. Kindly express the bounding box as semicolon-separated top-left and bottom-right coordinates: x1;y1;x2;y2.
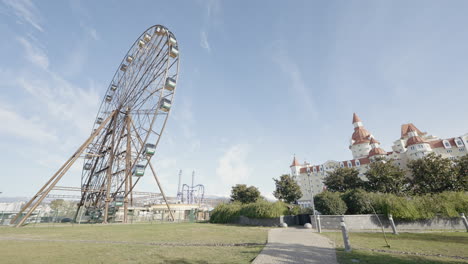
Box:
306;168;318;231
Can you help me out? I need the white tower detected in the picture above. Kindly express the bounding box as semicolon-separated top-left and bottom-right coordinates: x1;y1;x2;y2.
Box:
290;156;301;177
349;113;373;159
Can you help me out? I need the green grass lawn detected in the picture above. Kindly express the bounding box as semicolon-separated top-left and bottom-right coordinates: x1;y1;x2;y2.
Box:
0;223;268;263
322;231;468;264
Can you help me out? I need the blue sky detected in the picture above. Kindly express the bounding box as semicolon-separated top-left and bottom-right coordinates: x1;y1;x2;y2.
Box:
1;0;468;198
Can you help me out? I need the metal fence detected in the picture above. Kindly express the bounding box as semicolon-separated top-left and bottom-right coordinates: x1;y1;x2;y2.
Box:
1;209;210;226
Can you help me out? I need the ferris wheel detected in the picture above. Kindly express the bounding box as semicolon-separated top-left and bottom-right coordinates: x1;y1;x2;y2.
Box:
13;25;179;226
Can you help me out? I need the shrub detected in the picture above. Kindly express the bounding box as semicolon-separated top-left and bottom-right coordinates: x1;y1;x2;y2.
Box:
314;191;347;215
341;189;373;214
367;191;468;221
209;203;242;223
209;200;294;223
239;200;289;219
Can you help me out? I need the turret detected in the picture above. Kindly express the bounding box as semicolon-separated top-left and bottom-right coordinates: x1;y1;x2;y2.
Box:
369;137;387;161
350;113;373;159
405;126;432;159
290;156;301;177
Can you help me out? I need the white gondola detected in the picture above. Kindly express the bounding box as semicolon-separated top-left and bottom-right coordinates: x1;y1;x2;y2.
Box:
96;117;104;124
159;98;171;112
168;36;177;46
164;77;176;91
110;84;117;91
120;64;127;72
169;46;179;58
84;163;92;170
138;40;145;48
145;143;156;156
143;33;151;42
106;95;112;102
133;165;145;177
126;56;134;63
154;26;166;35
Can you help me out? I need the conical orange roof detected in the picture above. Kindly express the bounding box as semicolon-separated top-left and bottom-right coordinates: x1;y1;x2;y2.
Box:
352;113;362;124
290;156;300;167
401;123;425;138
369;147;387;157
406;136;427;147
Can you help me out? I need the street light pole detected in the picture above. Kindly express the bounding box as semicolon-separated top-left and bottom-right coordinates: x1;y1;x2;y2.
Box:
307;169;318;232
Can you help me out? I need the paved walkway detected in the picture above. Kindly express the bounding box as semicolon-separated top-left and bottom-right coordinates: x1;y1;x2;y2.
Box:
253;227;338;264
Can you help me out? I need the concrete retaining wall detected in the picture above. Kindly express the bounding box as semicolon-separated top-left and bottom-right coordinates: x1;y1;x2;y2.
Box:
233;214;466;230
310;214;466;230
234;215;298;227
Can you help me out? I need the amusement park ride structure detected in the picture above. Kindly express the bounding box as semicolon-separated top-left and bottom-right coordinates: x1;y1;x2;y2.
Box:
178;170;205;206
11;25;180;227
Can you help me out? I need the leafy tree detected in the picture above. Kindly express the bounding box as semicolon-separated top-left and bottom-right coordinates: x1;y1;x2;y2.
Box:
273;174;303;204
323;167;364;192
49;199;77;217
341;189;373;214
50;199;66;212
314;191;347;215
454;154;468;191
407;153;459;194
230;184;261;204
364;159;406;194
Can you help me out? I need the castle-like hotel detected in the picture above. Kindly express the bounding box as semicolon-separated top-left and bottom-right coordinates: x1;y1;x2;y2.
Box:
291;113;468;208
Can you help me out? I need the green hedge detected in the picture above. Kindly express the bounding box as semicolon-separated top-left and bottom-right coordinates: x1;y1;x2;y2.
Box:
210;191;468;223
336;190;468;221
313;191;348;215
209;201;296;223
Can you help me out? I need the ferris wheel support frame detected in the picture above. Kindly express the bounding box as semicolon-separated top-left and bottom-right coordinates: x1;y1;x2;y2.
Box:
129;115;174;221
12;111;117;227
14;25;179;227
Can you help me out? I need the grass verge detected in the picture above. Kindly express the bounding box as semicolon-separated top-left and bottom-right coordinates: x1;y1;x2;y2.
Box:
321;231;468;264
0;223;268;263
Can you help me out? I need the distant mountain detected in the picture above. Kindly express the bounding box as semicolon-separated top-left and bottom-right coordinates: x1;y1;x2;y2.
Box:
0;197;30;203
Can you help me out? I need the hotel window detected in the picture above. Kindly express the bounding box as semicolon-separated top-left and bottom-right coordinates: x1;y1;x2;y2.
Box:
447;150;452;153
340;163;344;168
347;161;352;167
410;146;415;150
313;167;317;173
355;160;360;167
320;166;323;172
460;148;465;152
418;145;423;149
455;138;464;147
443;140;451;148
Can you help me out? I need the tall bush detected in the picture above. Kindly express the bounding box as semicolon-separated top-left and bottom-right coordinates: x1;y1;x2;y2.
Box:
209;203;242;223
341;189;373;214
361;191;468;221
209;201;294;223
240;200;289;219
314;191;347;215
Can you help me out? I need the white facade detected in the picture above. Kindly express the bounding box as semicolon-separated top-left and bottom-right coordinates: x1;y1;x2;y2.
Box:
291;114;468;208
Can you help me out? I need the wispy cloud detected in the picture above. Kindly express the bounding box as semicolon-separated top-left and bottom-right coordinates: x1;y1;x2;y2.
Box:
200;31;211;52
17;36;49;70
88;27;99;40
173;97;201;154
0;104;56;143
271;42;318;119
17;74;100;136
216;144;252;187
199;0;221;52
2;0;43;31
